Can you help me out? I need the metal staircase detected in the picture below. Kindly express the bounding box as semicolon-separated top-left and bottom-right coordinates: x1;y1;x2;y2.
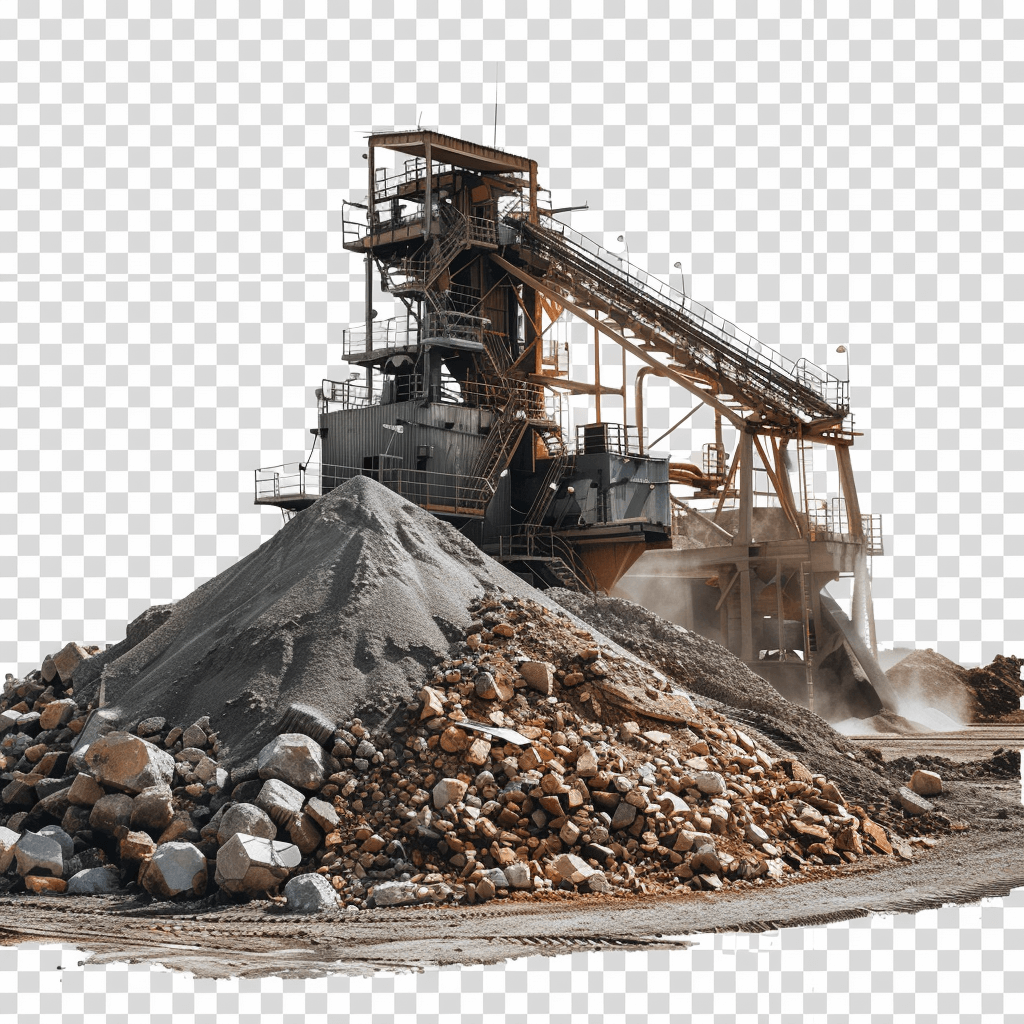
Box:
523;450;575;526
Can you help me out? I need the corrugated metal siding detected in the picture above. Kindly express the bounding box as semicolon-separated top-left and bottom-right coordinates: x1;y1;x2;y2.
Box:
321;400;492;484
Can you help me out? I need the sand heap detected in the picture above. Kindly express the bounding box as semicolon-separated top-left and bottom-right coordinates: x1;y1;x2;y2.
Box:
885;649;1024;724
0;478;963;907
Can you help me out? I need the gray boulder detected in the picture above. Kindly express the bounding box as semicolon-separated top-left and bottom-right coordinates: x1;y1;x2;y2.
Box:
254;778;305;826
0;825;20;872
694;771;728;796
504;861;531;889
37;825;74;860
214;833;300;895
217;802;277;845
371;880;429;907
139;842;208;898
895;786;935;816
67;866;121;894
14;832;63;878
284;872;339;913
257;734;338;792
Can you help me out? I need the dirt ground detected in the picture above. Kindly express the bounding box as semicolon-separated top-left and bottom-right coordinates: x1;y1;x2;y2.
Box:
1;728;1021;979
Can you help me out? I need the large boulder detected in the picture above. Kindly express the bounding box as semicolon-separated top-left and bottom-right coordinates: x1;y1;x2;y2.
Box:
214;833;300;895
67;866;121;895
138;842;208;898
82;732;175;795
217;803;277;845
39;698;77;731
254;779;305;827
130;786;175;833
51;642;90;683
67;772;105;808
14;831;63;878
551;853;598;886
89;793;135;834
283;872;339;914
256;734;338;792
37;825;74;860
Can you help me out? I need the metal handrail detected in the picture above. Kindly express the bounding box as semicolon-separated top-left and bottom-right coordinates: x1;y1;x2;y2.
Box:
503;205;849;422
341;317;417;357
254;462;318;501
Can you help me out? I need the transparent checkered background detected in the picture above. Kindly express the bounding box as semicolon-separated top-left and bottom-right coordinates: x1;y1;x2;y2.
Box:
1;2;1021;1019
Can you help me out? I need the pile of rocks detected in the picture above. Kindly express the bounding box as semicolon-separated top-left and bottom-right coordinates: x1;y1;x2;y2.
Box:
1;593;911;911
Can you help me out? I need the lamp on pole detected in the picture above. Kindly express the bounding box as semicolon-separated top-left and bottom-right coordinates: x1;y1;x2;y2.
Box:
616;233;629;271
673;260;686;299
835;344;850;382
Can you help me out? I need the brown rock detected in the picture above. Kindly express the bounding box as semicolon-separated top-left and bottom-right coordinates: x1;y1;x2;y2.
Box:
491;623;515;638
89;793;135;834
39;698;77;731
419;686;445;720
286;813;323;855
780;759;814;784
130;786;174;833
157;812;194;845
439;726;469;753
909;769;942;797
860;817;892;854
83;732;175;795
466;737;492;766
120;830;157;862
834;827;864;854
24;875;67;894
65;774;103;806
51;642;89;682
304;796;340;833
575;746;599;776
24;744;47;764
789;819;831;842
519;661;554;695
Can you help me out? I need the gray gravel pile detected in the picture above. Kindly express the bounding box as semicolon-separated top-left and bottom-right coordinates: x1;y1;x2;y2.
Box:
91;477;548;765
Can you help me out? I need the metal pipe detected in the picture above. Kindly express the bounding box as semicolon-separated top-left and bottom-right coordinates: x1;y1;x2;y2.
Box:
634;366;656;454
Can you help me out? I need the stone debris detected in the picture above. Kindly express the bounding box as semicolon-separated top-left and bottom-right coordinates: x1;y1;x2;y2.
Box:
0;582;942;910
